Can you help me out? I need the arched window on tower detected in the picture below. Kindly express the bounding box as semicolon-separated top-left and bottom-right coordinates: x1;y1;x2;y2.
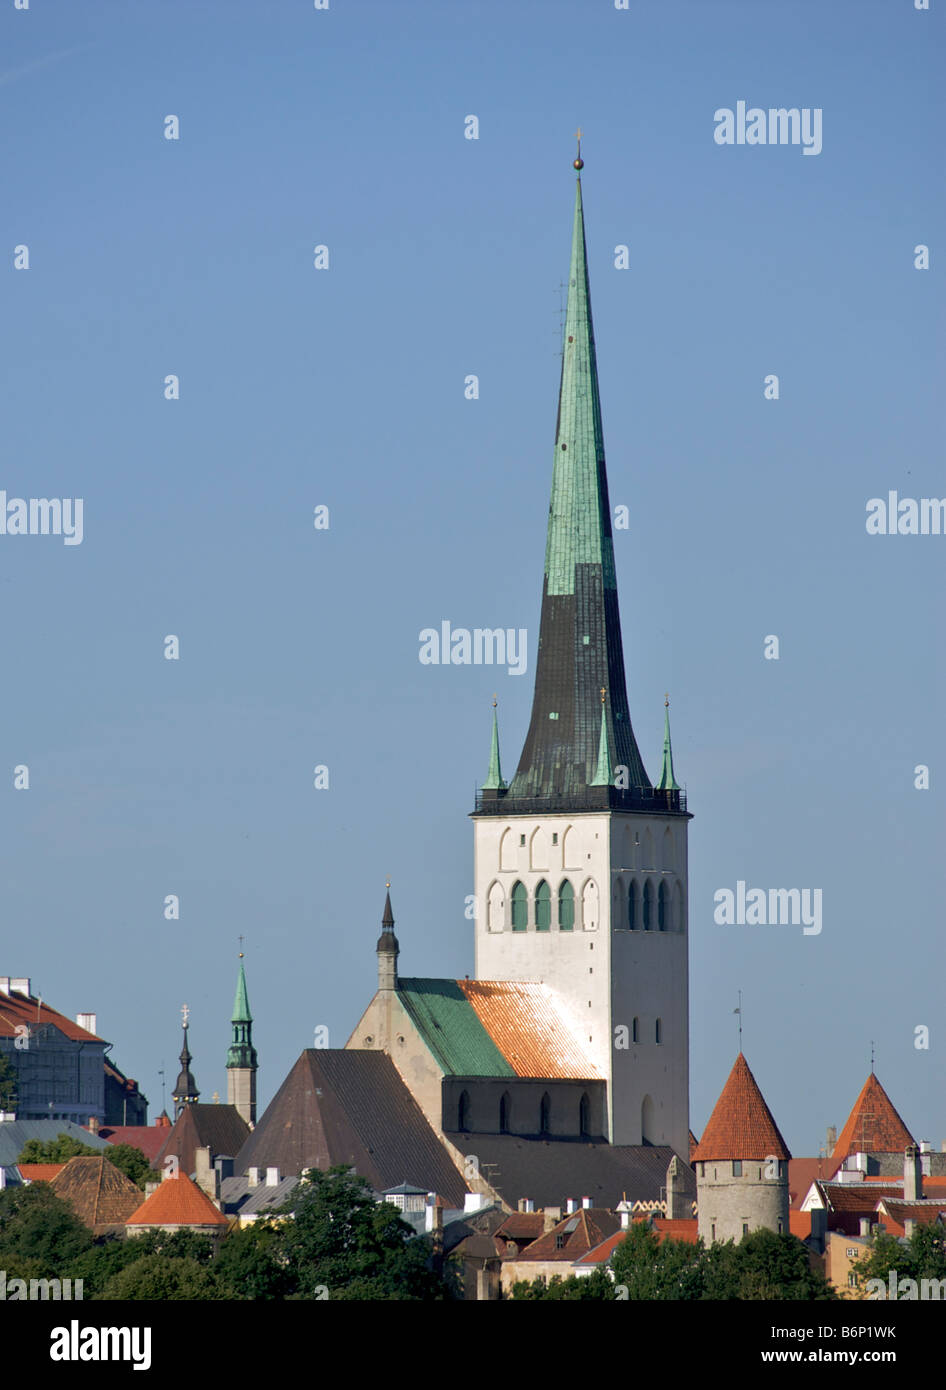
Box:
535;880;551;931
458;1090;471;1132
539;1091;551;1135
558;880;575;931
499;1091;511;1134
579;1092;591;1138
655;1018;662;1044
658;880;669;931
511;881;528;932
632;1017;639;1044
643;880;654;930
628;880;639;930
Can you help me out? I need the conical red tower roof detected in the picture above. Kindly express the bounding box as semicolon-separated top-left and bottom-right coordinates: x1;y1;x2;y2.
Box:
126;1172;227;1228
831;1073;915;1161
693;1054;791;1162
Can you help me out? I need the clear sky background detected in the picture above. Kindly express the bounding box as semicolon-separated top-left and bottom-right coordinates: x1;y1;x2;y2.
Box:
1;0;942;1155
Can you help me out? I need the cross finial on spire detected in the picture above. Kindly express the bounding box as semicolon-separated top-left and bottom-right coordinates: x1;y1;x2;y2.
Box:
181;1003;189;1028
665;692;670;708
870;1039;875;1073
492;693;497;709
733;990;743;1051
600;686;606;705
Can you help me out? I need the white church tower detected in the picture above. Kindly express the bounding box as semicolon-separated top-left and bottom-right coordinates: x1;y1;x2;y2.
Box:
472;151;690;1156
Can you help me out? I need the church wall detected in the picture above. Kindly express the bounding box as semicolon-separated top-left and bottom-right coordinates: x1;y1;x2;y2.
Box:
442;1076;607;1139
345;990;444;1135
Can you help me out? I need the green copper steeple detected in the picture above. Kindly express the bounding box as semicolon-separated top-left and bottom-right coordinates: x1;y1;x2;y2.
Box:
226;957;258;1071
482;697;507;791
495;155;653;808
655;695;680;792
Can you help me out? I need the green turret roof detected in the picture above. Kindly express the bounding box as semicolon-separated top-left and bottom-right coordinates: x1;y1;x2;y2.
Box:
655;696;680;792
590;693;612;786
482;700;507;791
227;958;258;1071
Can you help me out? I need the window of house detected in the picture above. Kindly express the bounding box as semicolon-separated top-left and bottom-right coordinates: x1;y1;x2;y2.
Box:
742;1224;749;1236
555;1234;565;1250
732;1160;742;1176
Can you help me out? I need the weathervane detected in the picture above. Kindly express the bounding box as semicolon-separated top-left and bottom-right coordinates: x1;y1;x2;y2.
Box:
574;126;584;170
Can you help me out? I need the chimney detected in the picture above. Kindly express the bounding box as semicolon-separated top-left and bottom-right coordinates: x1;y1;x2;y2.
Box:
518;1198;535;1213
666;1155;687;1220
859;1216;871;1237
76;1013;97;1035
265;1166;280;1187
87;1116;99;1135
0;978;9;995
543;1205;562;1234
904;1145;922;1202
826;1125;837;1151
215;1155;234;1182
194;1146;219;1199
247;1166;260;1188
581;1196;592;1210
616;1199;633;1230
904;1217;917;1238
425;1193;444;1234
565;1198;577;1214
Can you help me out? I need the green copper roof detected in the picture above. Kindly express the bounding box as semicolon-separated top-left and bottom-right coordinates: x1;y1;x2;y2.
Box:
231;961;252;1023
655;698;680;791
590;697;612;786
227;960;257;1071
482;703;506;791
544;176;617;597
396;979;515;1078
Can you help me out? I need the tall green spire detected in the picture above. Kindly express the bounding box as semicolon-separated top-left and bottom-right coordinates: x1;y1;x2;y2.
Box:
655;694;680;792
590;689;612;786
227;956;258;1071
482;697;507;791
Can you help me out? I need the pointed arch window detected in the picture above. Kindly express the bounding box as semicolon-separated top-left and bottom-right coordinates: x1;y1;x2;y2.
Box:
535;880;551;931
643;880;654;931
628;880;639;930
539;1092;551;1135
579;1092;591;1138
500;1091;511;1134
658;880;669;931
511;881;528;931
557;880;575;931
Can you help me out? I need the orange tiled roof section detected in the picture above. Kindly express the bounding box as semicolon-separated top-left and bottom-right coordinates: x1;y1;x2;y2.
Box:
458;980;602;1079
692;1054;791;1163
0;990;101;1042
831;1074;916;1161
126;1173;227;1228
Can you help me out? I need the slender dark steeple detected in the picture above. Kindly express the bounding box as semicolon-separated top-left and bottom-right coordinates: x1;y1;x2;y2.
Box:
172;1005;199;1119
476;154;683;816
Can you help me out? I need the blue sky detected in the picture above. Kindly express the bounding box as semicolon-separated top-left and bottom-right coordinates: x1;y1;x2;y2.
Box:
1;0;943;1154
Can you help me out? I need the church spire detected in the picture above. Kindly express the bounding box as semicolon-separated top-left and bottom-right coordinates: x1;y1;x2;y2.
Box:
226;955;258;1126
590;688;612;786
478;152;668;814
377;882;399;992
655;694;680;792
481;696;507;792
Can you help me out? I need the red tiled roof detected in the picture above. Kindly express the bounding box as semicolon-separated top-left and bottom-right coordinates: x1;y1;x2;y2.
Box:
458;980;602;1079
495;1212;545;1240
689;1130;699;1163
832;1074;915;1161
519;1208;619;1262
99;1126;168;1164
875;1199;946;1236
789;1210;813;1240
18;1163;65;1183
126;1173;227;1228
788;1156;843;1207
0;990;102;1042
652;1217;699;1244
692;1054;790;1162
815;1182;901;1212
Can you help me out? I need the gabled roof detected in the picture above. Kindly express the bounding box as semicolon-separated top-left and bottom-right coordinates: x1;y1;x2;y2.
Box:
0;1120;111;1169
396;980;515;1077
127;1172;227;1228
50;1155;143;1230
155;1104;250;1174
234;1050;467;1208
692;1054;790;1162
0;990;103;1043
518;1207;620;1262
832;1073;916;1161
